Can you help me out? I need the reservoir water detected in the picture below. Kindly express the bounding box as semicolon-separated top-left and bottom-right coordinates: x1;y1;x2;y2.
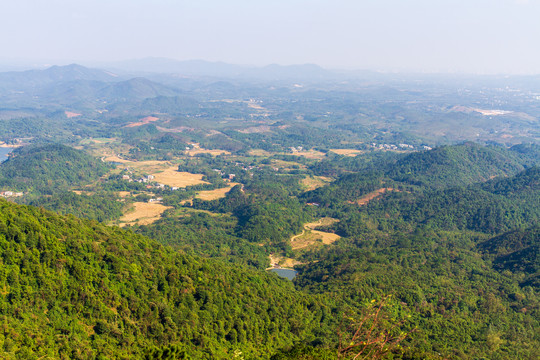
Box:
268;268;298;280
0;147;13;163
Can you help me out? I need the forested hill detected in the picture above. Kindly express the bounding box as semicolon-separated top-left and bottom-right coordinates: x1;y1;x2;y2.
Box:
385;142;539;188
0;144;109;194
303;143;540;209
479;225;540;287
358;166;540;234
0;199;336;359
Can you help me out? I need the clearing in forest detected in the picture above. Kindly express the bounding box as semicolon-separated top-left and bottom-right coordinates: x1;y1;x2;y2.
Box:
125;116;160;128
301;176;333;191
329;149;364;156
186;148;231;156
185;143;230;157
290;149;326;159
195;182;240;201
349;188;397;206
118;202;172;226
290;218;340;250
248;149;273;157
267;254;302;270
65;111;82;118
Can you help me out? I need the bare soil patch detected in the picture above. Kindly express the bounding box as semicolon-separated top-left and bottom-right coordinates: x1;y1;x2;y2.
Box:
349;188;397;206
65;111;82;118
125;116;159;128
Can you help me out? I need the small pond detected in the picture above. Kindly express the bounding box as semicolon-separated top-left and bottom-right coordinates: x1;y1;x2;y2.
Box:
268;268;298;281
0;147;13;163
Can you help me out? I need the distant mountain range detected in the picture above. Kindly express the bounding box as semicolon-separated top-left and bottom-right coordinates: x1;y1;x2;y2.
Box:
98;57;337;81
0;64;183;109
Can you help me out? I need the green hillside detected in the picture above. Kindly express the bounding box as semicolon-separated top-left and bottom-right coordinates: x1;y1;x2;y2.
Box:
386;142;536;188
0;199;337;359
479;225;540;287
356;167;540;234
0;144;109;194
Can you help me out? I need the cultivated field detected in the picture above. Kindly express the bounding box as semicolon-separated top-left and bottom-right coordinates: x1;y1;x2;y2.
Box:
152;167;209;187
329;149;364;156
195;183;240;201
290;149;326;159
118;202;172;227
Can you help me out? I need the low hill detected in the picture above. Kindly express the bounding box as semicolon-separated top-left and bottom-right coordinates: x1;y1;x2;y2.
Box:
0;199;335;359
479;225;540;287
360;167;540;234
0;144;109;194
386;142;536;188
98;77;181;101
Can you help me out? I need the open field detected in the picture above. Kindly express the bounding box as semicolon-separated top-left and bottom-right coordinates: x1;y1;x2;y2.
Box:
71;190;94;196
125;116;160;128
80;138;117;145
329;149;365;156
290;218;340;250
301;176;333;191
195;182;240;201
305;217;340;229
103;157;176;174
152;167;209;187
171;207;223;217
271;159;307;170
349;188;397;206
248;149;273;157
267;254;302;269
290;150;326;159
185;148;231;156
237;125;272;134
65;111;82;118
99;156;209;188
103;155;131;164
118;202;172;227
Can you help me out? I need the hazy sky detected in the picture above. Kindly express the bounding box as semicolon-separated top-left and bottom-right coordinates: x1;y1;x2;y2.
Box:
1;0;540;74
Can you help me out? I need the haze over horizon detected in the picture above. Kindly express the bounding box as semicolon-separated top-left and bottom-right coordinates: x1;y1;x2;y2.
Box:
2;0;540;75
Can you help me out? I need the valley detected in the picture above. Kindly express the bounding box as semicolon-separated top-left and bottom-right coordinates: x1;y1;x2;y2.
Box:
0;63;539;359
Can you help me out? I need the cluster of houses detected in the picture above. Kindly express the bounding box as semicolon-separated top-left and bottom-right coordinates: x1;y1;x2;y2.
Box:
371;143;432;151
121;174;180;191
0;190;24;198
